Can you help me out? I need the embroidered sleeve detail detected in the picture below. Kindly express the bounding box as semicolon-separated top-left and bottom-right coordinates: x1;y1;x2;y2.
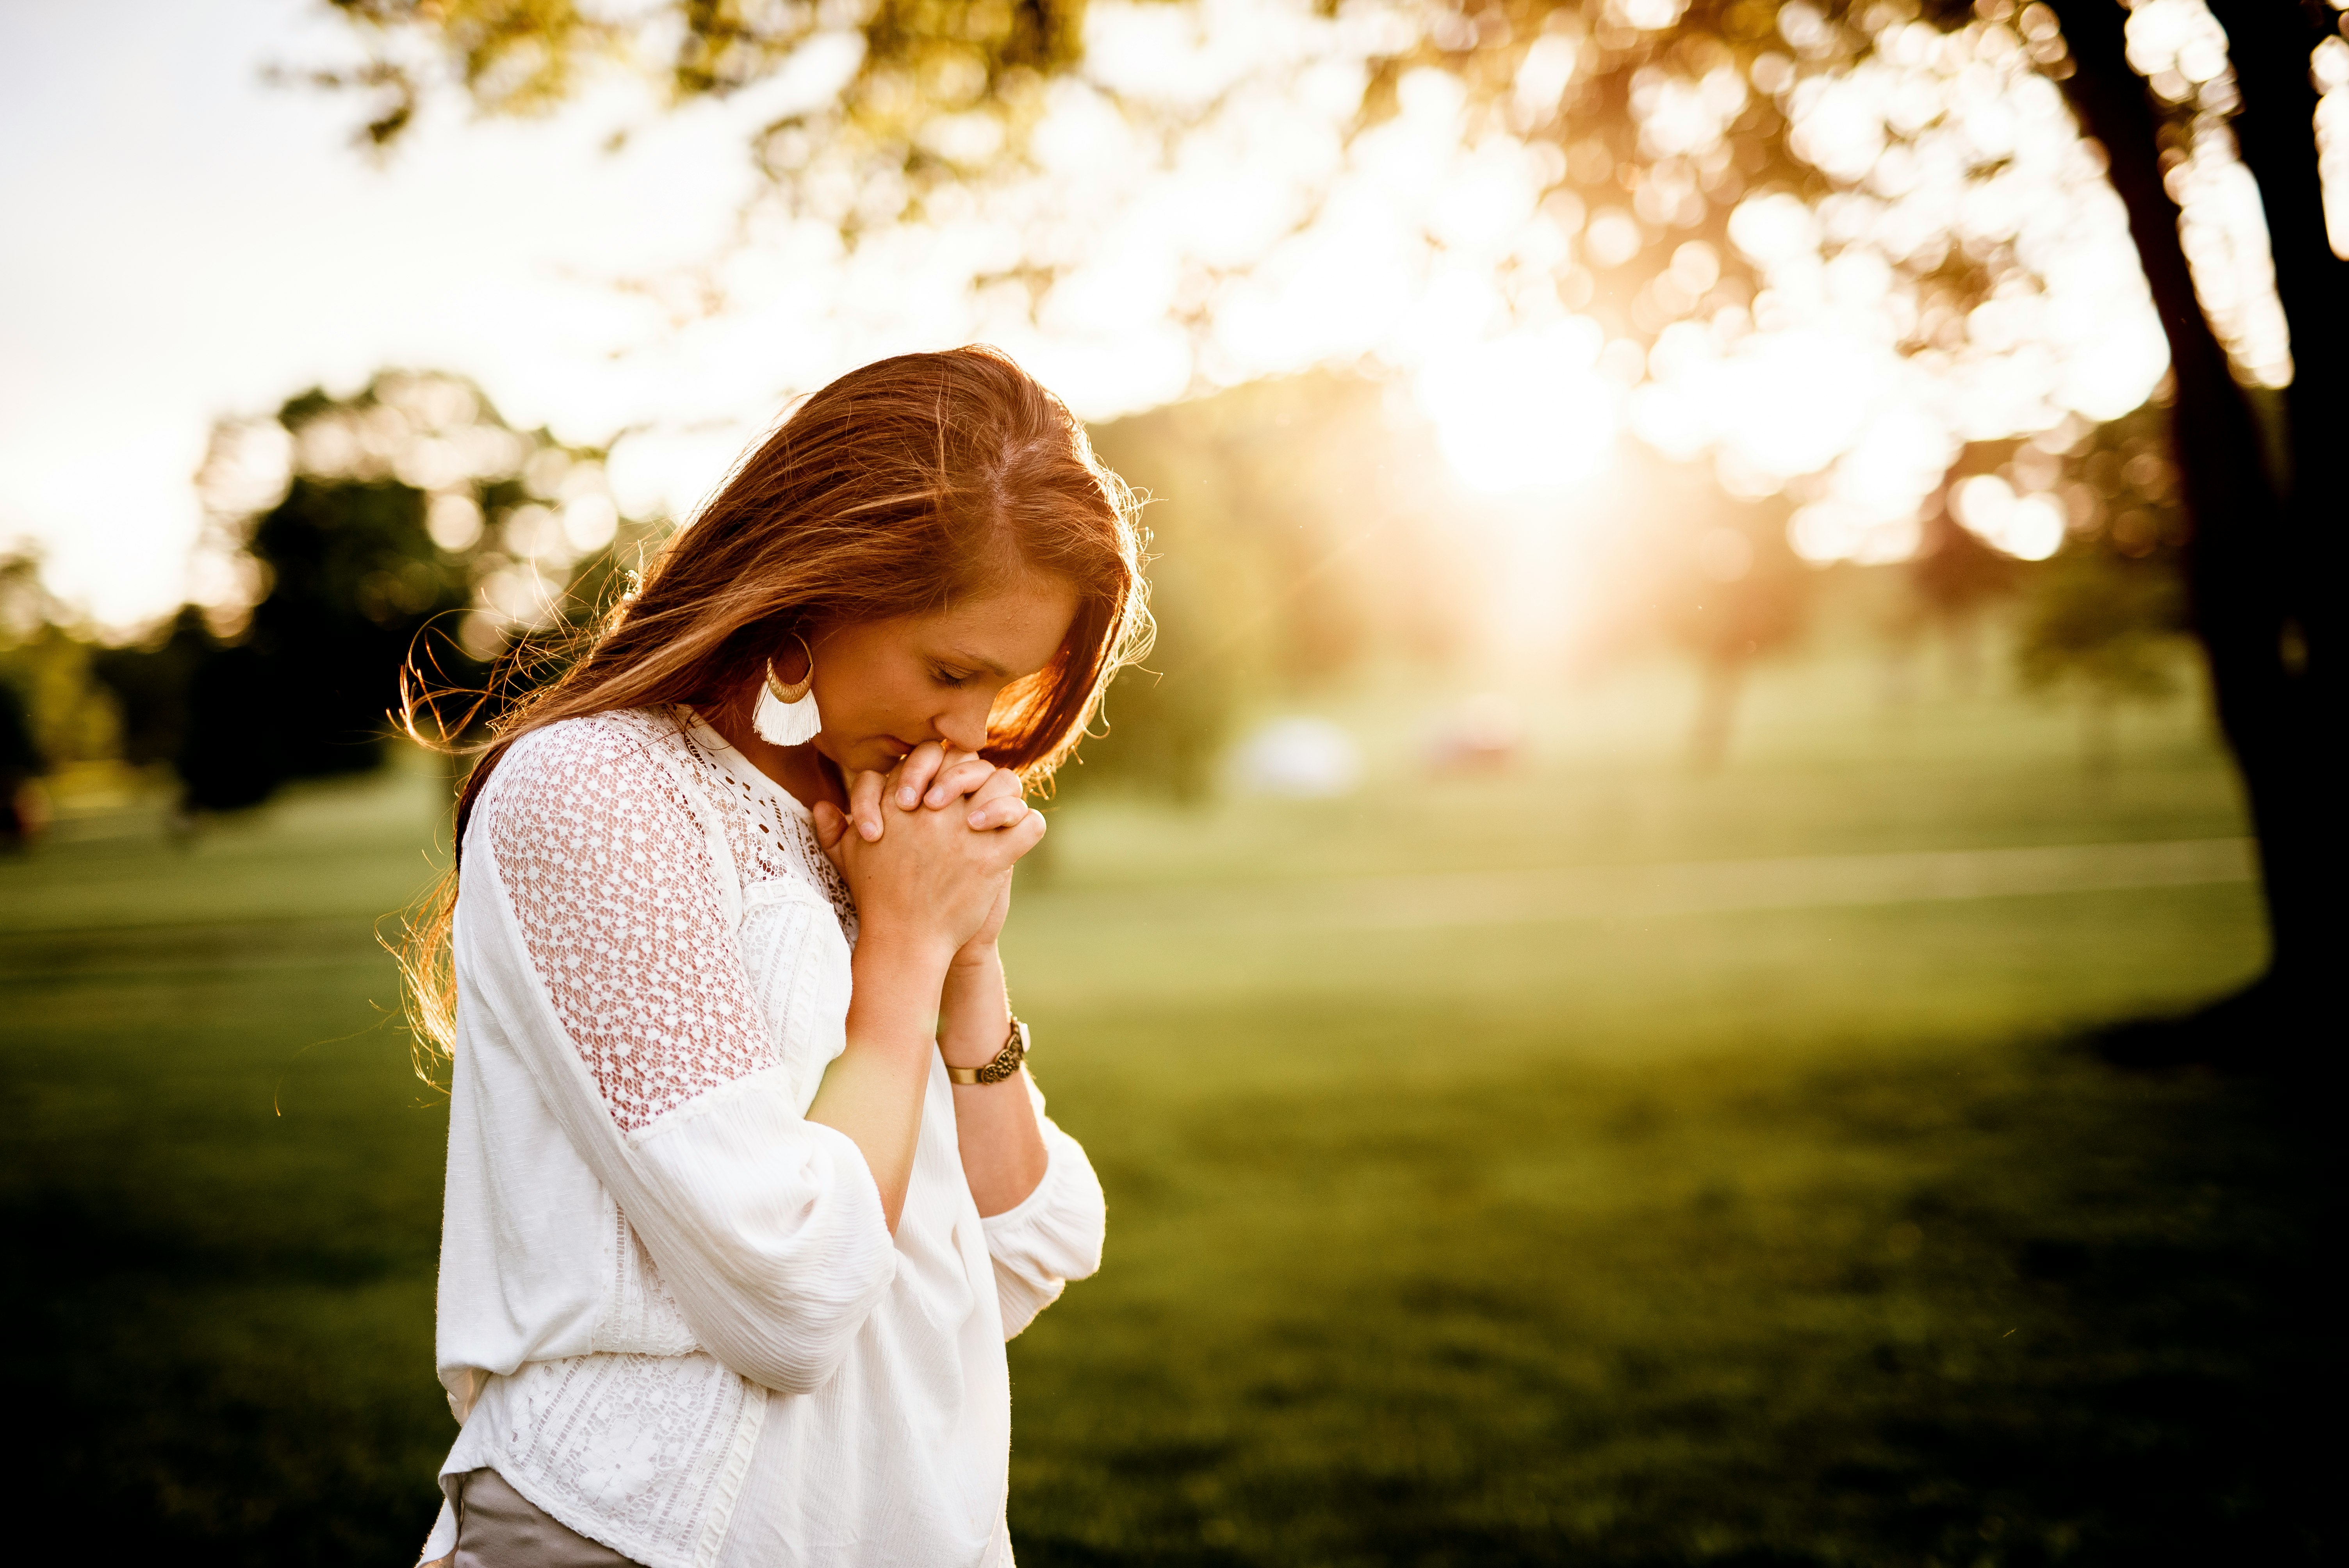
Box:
481;713;780;1132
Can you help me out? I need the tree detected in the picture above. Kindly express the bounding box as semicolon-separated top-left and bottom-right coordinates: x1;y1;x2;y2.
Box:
1078;371;1470;800
0;552;121;785
2032;0;2333;1054
315;0;2333;1048
1654;482;1810;771
1905;506;2016;695
111;372;653;812
1996;401;2193;768
308;0;1086;241
0;558;50;846
88;609;218;772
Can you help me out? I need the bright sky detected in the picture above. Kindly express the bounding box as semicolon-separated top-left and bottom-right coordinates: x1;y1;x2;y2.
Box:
5;0;2265;634
2;0;825;627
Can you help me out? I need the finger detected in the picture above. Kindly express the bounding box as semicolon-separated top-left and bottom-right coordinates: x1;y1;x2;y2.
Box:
1003;808;1047;859
809;801;850;868
923;757;996;808
966;793;1034;831
893;741;948;811
972;766;1025;805
849;770;888;842
963;772;1025;825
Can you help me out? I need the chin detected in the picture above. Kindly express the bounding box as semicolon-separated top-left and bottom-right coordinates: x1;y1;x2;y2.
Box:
832;736;910;774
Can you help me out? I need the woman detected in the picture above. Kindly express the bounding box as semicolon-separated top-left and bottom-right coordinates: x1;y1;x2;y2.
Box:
409;346;1148;1568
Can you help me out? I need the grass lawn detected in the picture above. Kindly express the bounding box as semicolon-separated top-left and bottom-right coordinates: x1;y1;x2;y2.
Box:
0;657;2326;1564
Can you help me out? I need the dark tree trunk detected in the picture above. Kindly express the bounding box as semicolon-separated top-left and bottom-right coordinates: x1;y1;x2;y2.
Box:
2045;1;2328;1039
2203;0;2340;987
2213;2;2347;545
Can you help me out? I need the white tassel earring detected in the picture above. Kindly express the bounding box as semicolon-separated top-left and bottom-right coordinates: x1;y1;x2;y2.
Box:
753;634;823;746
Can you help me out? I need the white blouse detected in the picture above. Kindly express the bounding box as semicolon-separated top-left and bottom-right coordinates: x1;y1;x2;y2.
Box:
420;707;1105;1568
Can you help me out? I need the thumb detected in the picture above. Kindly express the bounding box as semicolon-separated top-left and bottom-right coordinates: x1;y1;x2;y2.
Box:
811;800;848;861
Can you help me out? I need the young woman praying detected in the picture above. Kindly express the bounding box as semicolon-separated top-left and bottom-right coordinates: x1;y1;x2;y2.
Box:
407;346;1148;1568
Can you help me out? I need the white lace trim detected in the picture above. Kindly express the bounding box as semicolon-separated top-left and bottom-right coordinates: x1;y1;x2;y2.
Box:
674;709;858;948
462;1353;763;1568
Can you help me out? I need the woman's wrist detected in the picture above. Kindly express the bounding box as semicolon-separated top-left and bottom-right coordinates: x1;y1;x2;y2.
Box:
939;1012;1012;1070
937;946;1011;1069
854;921;964;979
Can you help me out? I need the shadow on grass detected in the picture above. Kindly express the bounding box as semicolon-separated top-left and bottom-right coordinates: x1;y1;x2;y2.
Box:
1007;1028;2336;1567
3;1022;2332;1567
2;1190;448;1566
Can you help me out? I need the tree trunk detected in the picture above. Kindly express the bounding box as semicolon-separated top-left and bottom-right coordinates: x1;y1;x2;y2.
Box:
2203;0;2340;990
2080;690;2118;777
1688;652;1745;773
2212;1;2345;538
2045;1;2323;1028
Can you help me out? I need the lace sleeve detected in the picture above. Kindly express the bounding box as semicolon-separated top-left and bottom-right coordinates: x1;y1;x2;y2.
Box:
481;716;777;1133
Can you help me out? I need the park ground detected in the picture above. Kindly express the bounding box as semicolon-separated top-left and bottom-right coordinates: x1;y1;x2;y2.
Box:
0;648;2329;1565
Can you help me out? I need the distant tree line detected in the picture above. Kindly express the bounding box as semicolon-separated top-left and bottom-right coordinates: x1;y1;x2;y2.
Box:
0;372;652;831
2;354;2199;851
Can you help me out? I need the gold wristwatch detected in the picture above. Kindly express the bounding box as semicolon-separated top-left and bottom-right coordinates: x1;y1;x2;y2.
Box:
944;1016;1029;1085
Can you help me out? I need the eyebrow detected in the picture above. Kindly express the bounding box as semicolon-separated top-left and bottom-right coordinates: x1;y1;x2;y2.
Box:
939;646;1013;678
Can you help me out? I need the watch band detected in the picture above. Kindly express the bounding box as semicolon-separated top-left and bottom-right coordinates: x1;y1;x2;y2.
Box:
944;1016;1028;1085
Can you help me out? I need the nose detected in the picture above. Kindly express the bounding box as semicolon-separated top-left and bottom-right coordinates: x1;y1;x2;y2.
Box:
936;695;991;755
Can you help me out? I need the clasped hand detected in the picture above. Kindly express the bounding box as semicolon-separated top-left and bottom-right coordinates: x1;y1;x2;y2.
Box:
810;741;1043;965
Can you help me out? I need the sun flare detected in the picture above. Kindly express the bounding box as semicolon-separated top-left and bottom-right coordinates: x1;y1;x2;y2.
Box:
1414;323;1621;497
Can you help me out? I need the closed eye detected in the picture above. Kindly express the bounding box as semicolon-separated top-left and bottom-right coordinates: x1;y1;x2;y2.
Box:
932;666;974;688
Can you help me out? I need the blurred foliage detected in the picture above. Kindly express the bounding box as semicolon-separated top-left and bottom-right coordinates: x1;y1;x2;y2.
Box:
1386;0;2002;354
6;374;656;817
0;554;122;773
0;560;58;847
2016;540;2187;700
297;0;2251;769
1082;369;1846;784
1908;510;2016;629
89;609;218;771
1077;372;1474;799
183;476;465;809
2;362;2201;815
2010;403;2193;708
312;0;2065;374
315;0;1086;234
1628;452;1810;767
0;682;34;847
0;680;34;782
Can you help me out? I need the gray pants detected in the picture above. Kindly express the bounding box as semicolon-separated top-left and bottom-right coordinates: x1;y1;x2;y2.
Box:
441;1468;643;1568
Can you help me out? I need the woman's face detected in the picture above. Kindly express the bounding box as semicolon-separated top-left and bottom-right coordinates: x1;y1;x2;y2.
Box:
805;572;1080;775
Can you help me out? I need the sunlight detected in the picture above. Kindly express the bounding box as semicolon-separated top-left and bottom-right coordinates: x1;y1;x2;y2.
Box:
1414;321;1618;497
0;0;2296;624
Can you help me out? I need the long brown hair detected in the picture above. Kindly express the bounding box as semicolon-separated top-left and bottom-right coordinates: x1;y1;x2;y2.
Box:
396;345;1150;1067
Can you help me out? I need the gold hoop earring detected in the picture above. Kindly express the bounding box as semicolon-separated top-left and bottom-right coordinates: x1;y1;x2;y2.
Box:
754;633;821;745
765;633;814;703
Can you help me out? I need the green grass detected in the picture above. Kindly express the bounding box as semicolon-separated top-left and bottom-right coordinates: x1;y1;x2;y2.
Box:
1;656;2326;1564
